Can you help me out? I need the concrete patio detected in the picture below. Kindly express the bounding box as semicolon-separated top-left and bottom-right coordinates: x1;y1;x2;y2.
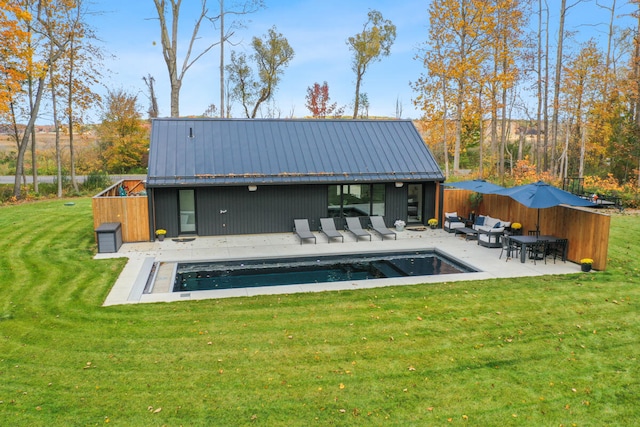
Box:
96;227;585;306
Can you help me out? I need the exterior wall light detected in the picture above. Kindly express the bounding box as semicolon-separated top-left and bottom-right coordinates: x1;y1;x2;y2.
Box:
248;185;258;192
395;182;404;188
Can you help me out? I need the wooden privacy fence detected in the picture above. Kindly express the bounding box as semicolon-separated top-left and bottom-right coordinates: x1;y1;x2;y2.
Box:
92;179;150;243
443;188;611;271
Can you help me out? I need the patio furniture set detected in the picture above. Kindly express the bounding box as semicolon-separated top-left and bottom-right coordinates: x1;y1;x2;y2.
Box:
445;212;511;248
293;216;397;244
445;213;568;264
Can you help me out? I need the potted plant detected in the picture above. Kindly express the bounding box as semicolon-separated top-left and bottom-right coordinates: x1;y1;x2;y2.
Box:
469;192;483;211
428;218;438;229
511;222;522;235
580;258;593;272
394;219;406;231
155;229;167;241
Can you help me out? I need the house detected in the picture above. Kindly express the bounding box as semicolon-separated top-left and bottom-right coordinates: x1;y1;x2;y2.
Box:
145;118;445;238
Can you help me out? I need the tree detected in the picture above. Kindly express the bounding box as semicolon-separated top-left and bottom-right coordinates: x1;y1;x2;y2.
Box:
346;10;396;119
58;0;104;192
143;74;159;118
151;0;219;117
215;0;264;118
413;0;489;174
97;89;148;173
9;0;80;199
227;26;294;118
305;81;343;118
0;1;29;115
486;0;525;178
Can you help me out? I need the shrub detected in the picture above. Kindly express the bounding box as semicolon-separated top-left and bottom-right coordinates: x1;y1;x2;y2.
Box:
82;170;112;192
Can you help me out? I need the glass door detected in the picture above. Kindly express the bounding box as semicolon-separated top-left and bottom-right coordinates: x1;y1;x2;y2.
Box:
407;184;423;224
179;189;196;233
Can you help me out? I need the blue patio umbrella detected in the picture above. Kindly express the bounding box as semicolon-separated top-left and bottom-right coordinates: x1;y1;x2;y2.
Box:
443;179;504;194
494;180;596;231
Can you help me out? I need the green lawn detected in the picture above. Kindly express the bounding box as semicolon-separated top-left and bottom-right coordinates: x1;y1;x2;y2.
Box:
1;198;638;426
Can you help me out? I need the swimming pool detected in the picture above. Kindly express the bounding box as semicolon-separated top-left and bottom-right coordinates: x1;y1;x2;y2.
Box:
173;250;476;292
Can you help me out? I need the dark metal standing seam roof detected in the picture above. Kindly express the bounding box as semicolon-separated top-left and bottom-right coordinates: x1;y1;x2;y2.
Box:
146;118;445;187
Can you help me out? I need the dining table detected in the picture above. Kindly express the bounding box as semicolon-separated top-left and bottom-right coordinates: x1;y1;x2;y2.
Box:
508;235;564;263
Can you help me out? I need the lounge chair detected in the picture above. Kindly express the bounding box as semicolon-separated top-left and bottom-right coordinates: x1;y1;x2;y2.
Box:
344;217;372;241
319;218;344;243
293;219;316;244
369;216;397;240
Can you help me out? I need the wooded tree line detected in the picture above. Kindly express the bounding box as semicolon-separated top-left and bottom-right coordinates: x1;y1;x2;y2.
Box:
412;0;640;188
2;0;640;200
0;0;149;199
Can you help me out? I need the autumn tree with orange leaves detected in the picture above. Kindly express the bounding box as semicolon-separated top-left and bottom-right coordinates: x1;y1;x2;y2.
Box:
0;2;30;115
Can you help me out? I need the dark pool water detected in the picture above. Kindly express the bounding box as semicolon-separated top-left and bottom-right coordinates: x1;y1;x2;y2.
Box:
173;250;475;292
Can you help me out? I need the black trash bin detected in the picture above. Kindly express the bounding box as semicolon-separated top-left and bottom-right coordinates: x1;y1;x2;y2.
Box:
95;222;123;253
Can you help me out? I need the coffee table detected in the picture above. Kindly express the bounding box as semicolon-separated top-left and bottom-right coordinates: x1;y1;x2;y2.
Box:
454;226;478;241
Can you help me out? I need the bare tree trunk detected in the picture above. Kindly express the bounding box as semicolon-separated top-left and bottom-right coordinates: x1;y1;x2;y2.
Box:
536;0;543;172
68;38;78;192
478;87;483;177
551;0;567;176
579;124;586;177
442;76;450;179
603;0;615;94
50;58;63;198
220;0;224;118
14;77;45;198
454;89;462;173
543;0;550;171
352;72;362;119
636;4;640;186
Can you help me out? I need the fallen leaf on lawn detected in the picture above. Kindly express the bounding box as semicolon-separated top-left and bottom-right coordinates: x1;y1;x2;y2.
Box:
408;366;416;371
153;407;162;414
417;316;423;321
339;383;345;389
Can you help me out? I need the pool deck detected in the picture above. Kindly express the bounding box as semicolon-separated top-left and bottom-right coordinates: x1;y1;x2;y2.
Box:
96;227;585;306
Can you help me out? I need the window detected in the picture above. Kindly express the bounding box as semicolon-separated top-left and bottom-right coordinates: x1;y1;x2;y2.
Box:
328;184;385;217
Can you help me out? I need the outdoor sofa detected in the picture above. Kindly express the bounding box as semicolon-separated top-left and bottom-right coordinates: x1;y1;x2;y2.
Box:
473;215;511;248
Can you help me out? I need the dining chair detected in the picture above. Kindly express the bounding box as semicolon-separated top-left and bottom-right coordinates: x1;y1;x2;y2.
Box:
527;230;540;237
547;238;568;263
528;240;548;265
499;235;520;261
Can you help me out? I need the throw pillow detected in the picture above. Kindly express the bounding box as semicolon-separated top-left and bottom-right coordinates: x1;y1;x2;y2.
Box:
475;216;485;226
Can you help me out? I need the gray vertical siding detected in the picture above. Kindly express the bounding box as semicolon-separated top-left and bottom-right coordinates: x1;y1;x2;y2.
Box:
195;184;328;235
423;182;437;221
152;182;438;236
154;188;180;237
384;183;408;226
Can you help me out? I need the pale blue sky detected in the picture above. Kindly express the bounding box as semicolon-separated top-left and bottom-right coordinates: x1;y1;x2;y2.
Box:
86;0;636;122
